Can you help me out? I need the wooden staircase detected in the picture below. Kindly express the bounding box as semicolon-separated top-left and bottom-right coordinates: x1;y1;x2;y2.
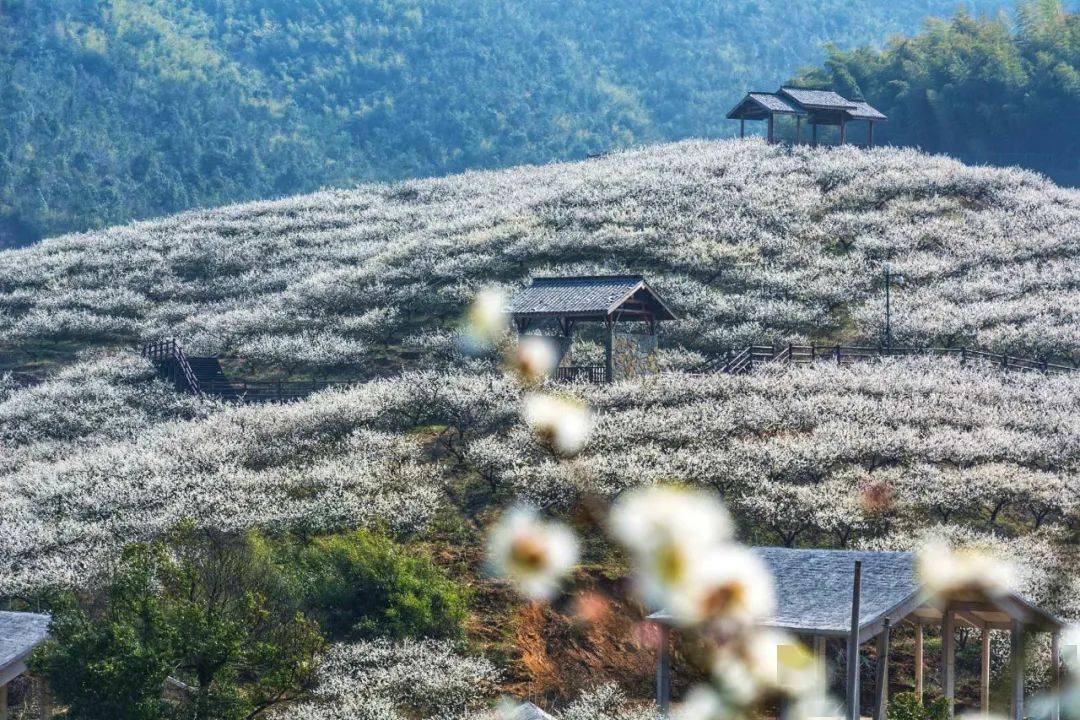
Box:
140;339;350;403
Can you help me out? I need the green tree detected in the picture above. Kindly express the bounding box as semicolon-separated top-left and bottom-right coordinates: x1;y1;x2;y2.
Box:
792;1;1080;184
30;523;324;720
285;529;469;642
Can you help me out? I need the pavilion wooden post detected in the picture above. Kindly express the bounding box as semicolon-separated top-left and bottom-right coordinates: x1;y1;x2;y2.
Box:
1050;630;1061;720
915;621;924;702
657;622;671;716
981;625;992;716
840;117;847;145
796;116;802;145
874;619;892;720
604;316;614;383
868;122;875;148
767;114;775;144
847;561;863;720
943;608;956;717
740;118;745;139
812;122;818;147
0;683;8;720
812;639;829;690
1010;620;1024;720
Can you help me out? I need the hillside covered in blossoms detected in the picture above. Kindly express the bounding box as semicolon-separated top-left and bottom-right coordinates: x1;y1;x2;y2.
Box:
1;140;1078;717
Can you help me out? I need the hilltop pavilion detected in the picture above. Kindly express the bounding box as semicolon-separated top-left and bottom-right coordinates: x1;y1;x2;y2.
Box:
649;548;1071;720
726;87;887;146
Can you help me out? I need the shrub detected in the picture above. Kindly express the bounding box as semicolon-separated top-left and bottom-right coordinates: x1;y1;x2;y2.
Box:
285;529;468;642
889;692;950;720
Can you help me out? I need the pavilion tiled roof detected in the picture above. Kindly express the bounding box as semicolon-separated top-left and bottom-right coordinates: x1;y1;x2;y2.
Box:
747;92;804;115
779;87;858;110
649;548;1062;637
507;275;677;320
846;100;888;121
0;611;49;682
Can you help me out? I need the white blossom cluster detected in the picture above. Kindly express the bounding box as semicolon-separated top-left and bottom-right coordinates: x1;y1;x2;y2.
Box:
277;640;499;720
0;377;455;596
1;139;1076;367
0;353;212;470
3;355;1075;619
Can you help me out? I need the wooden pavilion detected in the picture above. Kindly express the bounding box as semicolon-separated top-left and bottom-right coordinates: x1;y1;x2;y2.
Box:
727;87;887;146
0;611;49;720
650;549;1070;720
506;275;677;383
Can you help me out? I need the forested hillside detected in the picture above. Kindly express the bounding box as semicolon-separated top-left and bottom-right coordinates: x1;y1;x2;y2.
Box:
0;0;1023;247
793;0;1080;185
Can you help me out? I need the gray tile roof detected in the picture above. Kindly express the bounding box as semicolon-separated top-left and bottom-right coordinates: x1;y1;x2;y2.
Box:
846;101;888;121
0;611;49;675
780;87;858;110
747;93;804;115
757;548;917;634
508;275;676;320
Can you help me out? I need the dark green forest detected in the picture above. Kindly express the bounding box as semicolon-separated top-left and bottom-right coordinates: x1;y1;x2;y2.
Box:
793;0;1080;185
0;0;1028;248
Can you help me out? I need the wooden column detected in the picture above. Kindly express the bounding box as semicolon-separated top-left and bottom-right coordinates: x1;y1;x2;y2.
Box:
812;122;818;147
796;116;802;145
981;625;992;716
840;117;847;145
915;621;924;701
1050;631;1060;720
814;635;828;694
847;561;863;720
656;623;671;715
874;619;892;720
604;316;614;383
943;609;956;717
767;114;775;144
0;682;8;720
868;122;875;148
740;118;745;138
1010;620;1024;720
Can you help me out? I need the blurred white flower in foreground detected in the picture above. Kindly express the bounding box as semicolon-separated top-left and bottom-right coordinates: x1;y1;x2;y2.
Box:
667;545;774;629
712;630;820;706
487;506;580;600
609;486;734;616
917;539;1014;600
674;684;728;720
463;287;509;350
511;336;559;384
523;392;593;457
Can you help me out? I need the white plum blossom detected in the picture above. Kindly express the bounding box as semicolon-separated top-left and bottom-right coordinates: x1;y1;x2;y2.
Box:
917;538;1016;600
522;392;593;457
486;506;580;600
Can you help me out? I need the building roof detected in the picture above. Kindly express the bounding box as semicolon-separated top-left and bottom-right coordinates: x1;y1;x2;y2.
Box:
0;611;49;685
779;87;858;110
648;548;1063;640
507;275;677;321
726;87;887;124
727;92;805;119
846;100;888;121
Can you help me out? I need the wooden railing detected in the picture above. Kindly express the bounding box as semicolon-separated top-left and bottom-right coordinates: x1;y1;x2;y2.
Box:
704;344;1077;377
140;339;352;403
554;366;608;384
